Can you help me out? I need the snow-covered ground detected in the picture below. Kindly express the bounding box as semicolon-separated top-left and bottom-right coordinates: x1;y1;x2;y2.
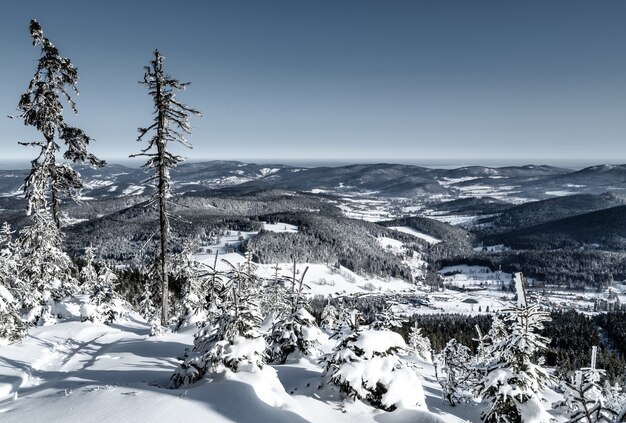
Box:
388;226;441;244
0;300;457;423
262;222;298;233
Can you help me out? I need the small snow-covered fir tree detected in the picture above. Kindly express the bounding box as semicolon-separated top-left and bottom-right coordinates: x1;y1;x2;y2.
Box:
17;209;76;325
260;263;290;324
0;223;20;290
267;264;323;364
320;302;339;331
0;282;27;345
476;273;553;423
408;321;432;362
81;260;126;325
371;301;404;330
170;254;265;388
321;308;426;411
555;346;617;423
132;49;201;326
171;241;208;330
79;245;98;294
437;338;476;406
138;279;162;336
0;224;27;344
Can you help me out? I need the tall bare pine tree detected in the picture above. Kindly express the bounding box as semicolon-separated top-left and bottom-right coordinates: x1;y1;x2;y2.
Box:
133;50;200;326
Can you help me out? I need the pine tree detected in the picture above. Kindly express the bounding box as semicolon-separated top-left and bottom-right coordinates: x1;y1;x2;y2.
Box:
370;301;404;330
81;259;126;325
556;346;617;423
260;263;289;323
17;209;76;326
408;321;432;362
0;223;27;344
267;264;322;364
320;302;339;331
476;273;553;423
171;241;208;330
170;254;265;388
138;280;162;336
436;338;475;406
132;50;201;326
12;19;104;229
79;245;98;294
321;308;426;411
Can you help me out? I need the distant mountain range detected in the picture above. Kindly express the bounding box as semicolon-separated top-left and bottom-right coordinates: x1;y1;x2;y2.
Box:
3;160;626;201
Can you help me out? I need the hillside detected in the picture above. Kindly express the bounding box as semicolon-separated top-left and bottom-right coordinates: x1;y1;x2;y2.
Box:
481;204;626;250
477;192;626;232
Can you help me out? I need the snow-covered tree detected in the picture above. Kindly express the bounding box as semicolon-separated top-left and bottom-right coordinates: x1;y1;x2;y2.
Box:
436;338;475;406
476;273;553;423
370;301;404;330
81;260;126;325
0;223;20;290
408;321;432;362
138;280;162;336
0;283;27;345
132;49;201;326
555;346;617;423
0;224;27;344
321;310;426;411
267;264;323;364
260;263;290;323
170;254;265;388
320;302;339;331
17;209;76;326
171;241;208;330
79;245;98;294
12;19;104;229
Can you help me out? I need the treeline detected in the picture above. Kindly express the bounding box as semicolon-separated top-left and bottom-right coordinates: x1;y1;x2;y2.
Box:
401;310;626;383
439;249;626;290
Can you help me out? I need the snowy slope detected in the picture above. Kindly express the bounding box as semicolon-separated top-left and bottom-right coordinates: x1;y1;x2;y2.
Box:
0;306;450;423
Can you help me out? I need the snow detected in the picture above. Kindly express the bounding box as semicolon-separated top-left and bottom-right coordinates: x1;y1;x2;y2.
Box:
0;301;449;423
262;222;298;233
121;185;145;196
388;226;441;244
545;190;576;196
350;329;406;359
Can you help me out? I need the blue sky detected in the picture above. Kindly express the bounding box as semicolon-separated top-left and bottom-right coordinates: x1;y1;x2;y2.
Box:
2;0;626;164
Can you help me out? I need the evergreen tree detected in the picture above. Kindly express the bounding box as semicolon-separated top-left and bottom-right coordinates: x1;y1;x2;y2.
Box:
12;19;104;229
260;263;290;323
79;245;98;294
556;346;617;423
476;273;553;423
0;223;27;344
132;50;201;326
81;259;125;325
17;209;76;326
436;338;475;406
370;301;404;330
171;240;208;330
321;308;426;411
138;280;162;336
320;302;339;331
408;321;432;362
170;254;265;388
267;264;322;364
